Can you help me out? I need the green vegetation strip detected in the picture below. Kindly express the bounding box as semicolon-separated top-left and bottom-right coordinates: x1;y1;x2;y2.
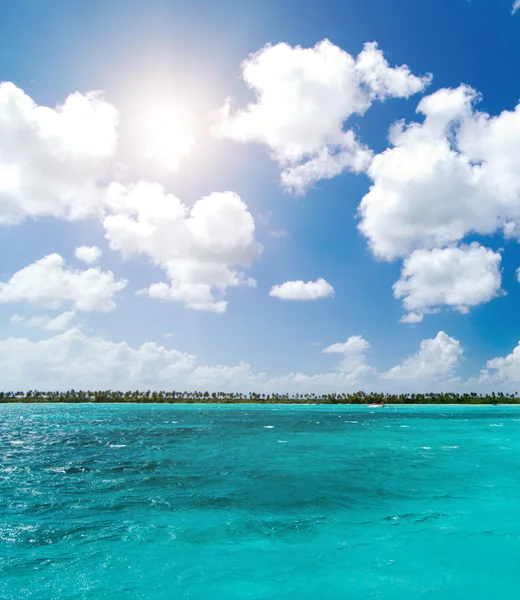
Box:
0;391;516;404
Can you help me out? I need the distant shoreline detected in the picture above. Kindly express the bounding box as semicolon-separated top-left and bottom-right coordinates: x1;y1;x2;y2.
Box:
1;399;518;406
1;390;517;405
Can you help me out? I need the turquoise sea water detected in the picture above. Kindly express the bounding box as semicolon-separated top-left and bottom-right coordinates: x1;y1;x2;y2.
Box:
2;404;520;599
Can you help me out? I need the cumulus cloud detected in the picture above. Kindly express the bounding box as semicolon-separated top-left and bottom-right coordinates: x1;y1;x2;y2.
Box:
394;243;503;321
214;39;430;192
0;81;262;314
484;341;520;384
0;253;127;312
0;327;471;392
75;245;102;264
103;182;262;313
266;331;465;392
269;277;334;300
0;328;196;389
10;311;77;332
513;1;520;15
382;331;463;381
358;85;520;260
266;370;369;392
187;361;265;388
0;82;118;225
399;312;424;324
0;327;268;392
322;335;372;376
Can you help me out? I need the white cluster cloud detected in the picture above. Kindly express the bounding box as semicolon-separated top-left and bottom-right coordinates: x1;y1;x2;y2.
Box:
103;182;262;313
187;361;265;389
358;85;520;260
0;328;196;390
7;325;520;392
0;328;463;392
394;243;503;322
322;335;372;377
75;245;102;264
269;277;334;300
484;342;520;384
382;331;463;382
10;311;77;332
513;1;520;15
214;39;430;192
356;84;520;320
0;80;263;314
399;312;424;325
0;82;118;225
0;253;126;312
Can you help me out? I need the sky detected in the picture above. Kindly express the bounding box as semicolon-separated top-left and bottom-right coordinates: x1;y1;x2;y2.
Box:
2;0;520;392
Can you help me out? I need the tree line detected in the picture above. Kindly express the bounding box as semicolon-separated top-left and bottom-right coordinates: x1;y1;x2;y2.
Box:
0;390;518;404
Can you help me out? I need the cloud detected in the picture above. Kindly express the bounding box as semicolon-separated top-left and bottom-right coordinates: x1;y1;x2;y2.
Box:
513;1;520;15
269;277;334;300
0;254;127;312
484;341;520;383
0;327;472;392
266;370;369;392
268;228;287;238
0;82;118;225
358;85;520;260
322;335;373;376
0;328;196;390
399;312;424;324
103;182;262;313
394;243;503;321
267;332;464;392
214;40;430;192
0;326;268;392
187;361;265;388
0;82;262;314
382;331;463;381
75;245;102;264
10;311;77;332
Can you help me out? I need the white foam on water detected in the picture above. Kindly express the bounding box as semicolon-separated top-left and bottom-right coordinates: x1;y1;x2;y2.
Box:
263;425;274;429
442;445;459;450
277;440;288;443
489;423;503;427
345;420;359;423
400;425;410;428
109;444;126;448
9;440;24;445
421;446;431;450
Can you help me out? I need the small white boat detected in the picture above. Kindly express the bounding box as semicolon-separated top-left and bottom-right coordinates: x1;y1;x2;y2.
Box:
369;403;385;408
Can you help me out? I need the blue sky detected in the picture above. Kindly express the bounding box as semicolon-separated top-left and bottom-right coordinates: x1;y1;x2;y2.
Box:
1;0;520;392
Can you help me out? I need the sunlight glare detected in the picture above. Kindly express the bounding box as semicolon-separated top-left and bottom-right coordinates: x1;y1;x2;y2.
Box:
143;108;195;170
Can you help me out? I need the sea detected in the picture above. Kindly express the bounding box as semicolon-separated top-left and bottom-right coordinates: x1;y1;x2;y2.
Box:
2;403;520;599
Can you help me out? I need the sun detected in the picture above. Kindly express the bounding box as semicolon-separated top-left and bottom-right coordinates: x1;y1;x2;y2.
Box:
142;107;195;170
